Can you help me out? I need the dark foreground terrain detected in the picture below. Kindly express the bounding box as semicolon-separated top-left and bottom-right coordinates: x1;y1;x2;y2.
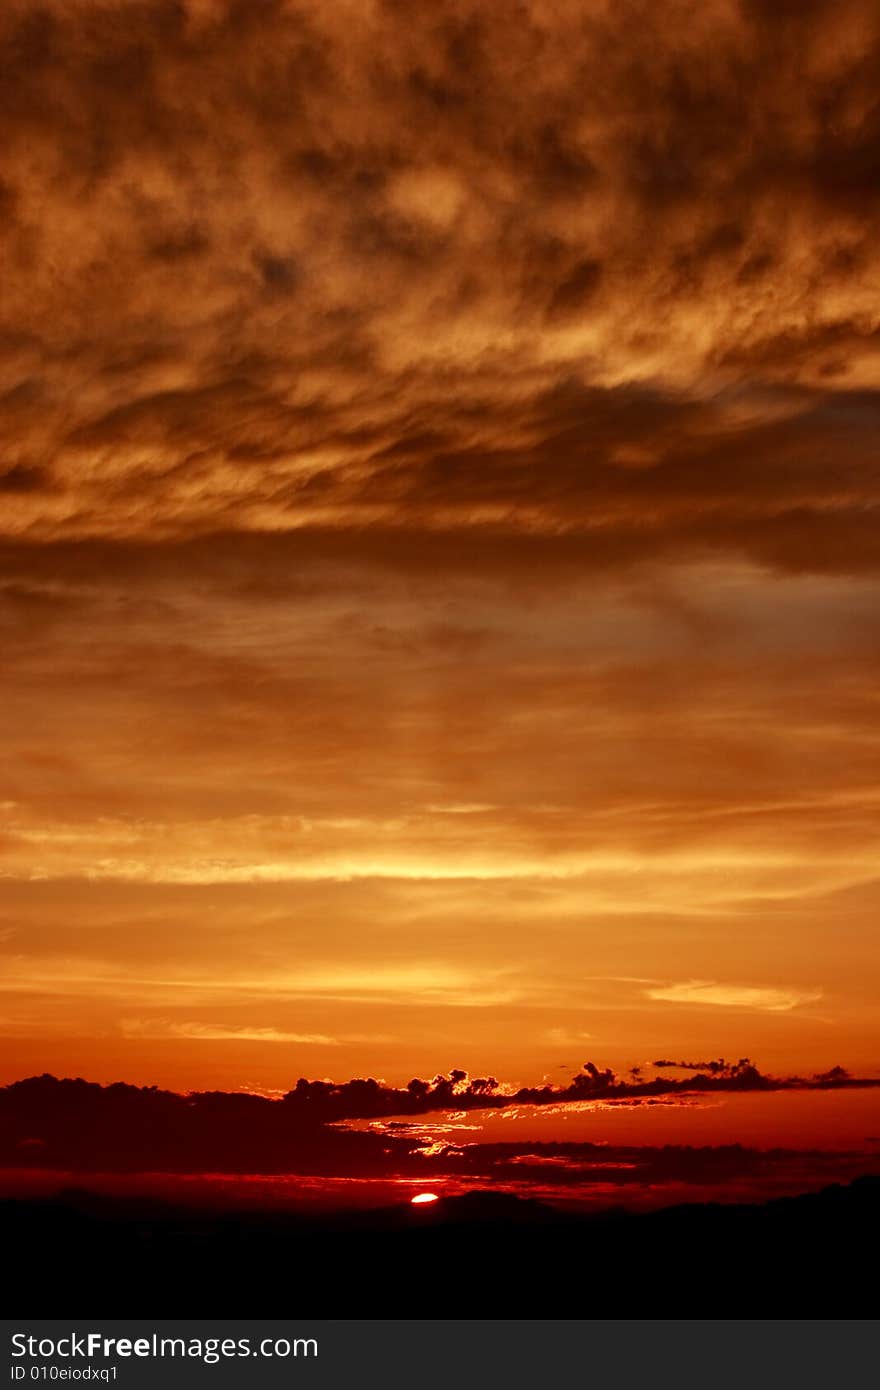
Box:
5;1175;878;1317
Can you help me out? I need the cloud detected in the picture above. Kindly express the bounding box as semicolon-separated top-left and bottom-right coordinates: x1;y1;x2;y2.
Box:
546;1028;595;1045
1;0;879;1093
1;801;876;897
645;981;822;1011
0;951;520;1014
2;1063;878;1183
119;1020;347;1045
0;0;878;574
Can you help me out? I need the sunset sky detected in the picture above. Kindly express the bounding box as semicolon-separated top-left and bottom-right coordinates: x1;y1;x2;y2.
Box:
1;0;879;1094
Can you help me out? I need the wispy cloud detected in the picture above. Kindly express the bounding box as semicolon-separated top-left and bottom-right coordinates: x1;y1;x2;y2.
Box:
645;982;822;1012
119;1020;390;1046
546;1028;595;1045
0;955;520;1010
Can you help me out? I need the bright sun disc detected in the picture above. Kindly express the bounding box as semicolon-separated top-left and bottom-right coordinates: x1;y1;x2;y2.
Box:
411;1192;440;1205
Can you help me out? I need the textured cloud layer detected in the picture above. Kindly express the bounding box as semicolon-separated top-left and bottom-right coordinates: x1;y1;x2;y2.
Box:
0;0;879;570
2;1;879;1092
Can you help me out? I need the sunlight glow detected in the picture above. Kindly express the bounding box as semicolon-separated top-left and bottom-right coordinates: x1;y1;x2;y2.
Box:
411;1192;440;1205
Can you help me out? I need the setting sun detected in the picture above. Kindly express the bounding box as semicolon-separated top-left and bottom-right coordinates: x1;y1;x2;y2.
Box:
411;1194;441;1206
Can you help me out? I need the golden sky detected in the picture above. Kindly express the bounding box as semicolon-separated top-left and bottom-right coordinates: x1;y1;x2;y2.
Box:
1;0;879;1091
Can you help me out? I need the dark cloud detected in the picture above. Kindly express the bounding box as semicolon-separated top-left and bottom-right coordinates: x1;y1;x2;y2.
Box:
0;0;877;565
0;463;47;493
6;1057;878;1128
3;1066;879;1199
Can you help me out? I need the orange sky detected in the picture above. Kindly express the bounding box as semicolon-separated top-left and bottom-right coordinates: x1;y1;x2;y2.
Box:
1;0;879;1093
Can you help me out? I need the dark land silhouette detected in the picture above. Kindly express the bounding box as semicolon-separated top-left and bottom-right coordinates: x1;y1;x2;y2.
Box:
4;1176;879;1316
